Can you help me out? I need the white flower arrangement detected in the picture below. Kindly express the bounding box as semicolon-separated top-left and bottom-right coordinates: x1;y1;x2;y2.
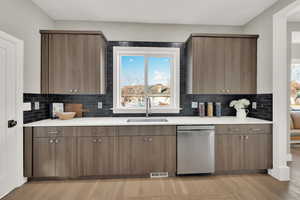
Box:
230;99;250;110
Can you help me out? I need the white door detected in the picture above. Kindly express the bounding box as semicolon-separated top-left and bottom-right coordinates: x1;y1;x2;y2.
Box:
0;31;24;198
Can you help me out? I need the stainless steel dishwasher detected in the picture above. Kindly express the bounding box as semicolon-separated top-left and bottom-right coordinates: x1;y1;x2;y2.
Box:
177;125;215;175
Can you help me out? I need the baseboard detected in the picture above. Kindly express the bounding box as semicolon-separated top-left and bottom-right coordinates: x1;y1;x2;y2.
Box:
268;166;290;181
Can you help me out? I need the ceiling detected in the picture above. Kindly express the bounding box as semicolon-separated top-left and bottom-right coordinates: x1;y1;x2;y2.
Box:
32;0;278;26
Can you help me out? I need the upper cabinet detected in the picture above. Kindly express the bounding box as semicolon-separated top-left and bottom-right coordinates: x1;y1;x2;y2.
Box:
186;34;258;94
40;30;107;94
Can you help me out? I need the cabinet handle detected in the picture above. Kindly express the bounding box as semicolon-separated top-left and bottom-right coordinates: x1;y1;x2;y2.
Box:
92;139;97;143
69;89;74;93
244;136;249;140
148;137;153;142
143;137;148;142
49;139;54;144
250;128;262;132
48;131;58;134
226;90;230;93
55;139;59;144
74;89;78;93
98;138;102;143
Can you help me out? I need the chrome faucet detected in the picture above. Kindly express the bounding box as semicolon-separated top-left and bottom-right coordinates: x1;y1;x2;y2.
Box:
145;96;151;118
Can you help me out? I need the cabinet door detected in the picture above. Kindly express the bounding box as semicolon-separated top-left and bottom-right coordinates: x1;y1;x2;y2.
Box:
129;136;150;175
49;34;78;94
48;34;105;94
77;137;116;176
215;135;244;172
33;138;56;177
148;136;176;175
77;35;103;94
192;37;225;94
225;38;257;94
55;137;76;177
243;134;272;170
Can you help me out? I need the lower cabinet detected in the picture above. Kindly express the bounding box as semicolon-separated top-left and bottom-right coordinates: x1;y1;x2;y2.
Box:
33;136;76;177
118;136;176;176
26;126;176;178
215;124;272;172
77;136;117;176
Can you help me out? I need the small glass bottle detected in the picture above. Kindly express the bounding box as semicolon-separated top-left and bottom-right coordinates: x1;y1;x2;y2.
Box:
207;102;213;117
199;103;205;117
216;102;222;117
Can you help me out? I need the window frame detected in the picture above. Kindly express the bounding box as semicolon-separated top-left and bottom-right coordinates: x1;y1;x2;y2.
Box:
113;46;180;114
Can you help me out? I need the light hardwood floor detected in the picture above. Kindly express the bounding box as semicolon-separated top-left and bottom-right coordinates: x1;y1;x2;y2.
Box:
3;148;300;200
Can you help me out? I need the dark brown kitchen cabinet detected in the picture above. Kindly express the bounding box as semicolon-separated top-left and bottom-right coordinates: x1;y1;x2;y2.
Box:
117;126;176;176
118;135;176;176
32;128;76;178
186;34;258;94
215;124;272;172
215;135;244;171
33;137;76;177
40;30;107;94
77;137;117;176
33;137;56;177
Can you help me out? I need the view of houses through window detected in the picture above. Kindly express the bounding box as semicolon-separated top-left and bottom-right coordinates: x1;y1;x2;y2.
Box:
120;56;171;108
291;62;300;110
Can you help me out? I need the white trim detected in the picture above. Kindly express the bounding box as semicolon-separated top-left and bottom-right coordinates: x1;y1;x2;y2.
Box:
272;0;300;181
113;46;180;114
0;31;24;198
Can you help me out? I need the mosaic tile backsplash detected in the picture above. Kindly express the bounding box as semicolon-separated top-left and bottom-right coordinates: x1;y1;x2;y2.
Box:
23;41;272;124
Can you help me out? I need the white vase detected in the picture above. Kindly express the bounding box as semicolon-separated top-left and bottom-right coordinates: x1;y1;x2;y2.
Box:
236;109;249;120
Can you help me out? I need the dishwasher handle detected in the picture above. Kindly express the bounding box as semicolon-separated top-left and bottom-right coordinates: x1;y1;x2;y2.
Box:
177;126;215;131
177;130;215;136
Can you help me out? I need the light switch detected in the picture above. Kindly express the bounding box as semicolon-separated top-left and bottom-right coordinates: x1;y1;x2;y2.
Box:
252;102;257;109
34;102;40;110
191;102;198;109
98;102;103;109
23;103;31;111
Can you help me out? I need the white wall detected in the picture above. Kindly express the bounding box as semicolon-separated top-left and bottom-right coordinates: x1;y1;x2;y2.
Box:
243;0;296;93
54;21;243;42
0;0;54;93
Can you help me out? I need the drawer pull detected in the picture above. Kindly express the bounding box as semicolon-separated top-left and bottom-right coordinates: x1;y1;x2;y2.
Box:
92;139;97;143
228;128;240;132
148;137;153;142
98;138;102;143
49;139;54;144
48;131;59;134
55;139;60;144
244;136;249;140
250;128;262;132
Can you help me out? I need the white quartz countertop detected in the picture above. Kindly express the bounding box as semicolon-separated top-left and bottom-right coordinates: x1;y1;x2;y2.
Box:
23;117;272;127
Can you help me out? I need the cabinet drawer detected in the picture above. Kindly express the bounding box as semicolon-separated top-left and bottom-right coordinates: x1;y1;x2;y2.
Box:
118;126;176;136
216;125;245;134
245;124;272;134
75;127;116;137
33;127;74;138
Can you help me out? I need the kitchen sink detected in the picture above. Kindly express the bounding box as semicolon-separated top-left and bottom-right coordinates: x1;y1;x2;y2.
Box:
127;118;168;123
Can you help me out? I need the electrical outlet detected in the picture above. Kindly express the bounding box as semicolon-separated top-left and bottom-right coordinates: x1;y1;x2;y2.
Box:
98;102;103;109
252;102;257;110
34;102;40;110
191;102;198;109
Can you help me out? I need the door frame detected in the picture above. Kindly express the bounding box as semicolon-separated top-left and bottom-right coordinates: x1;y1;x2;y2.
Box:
0;30;25;197
272;0;300;181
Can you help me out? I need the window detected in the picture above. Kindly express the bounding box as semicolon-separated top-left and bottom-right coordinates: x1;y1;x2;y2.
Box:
291;59;300;110
113;47;180;113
